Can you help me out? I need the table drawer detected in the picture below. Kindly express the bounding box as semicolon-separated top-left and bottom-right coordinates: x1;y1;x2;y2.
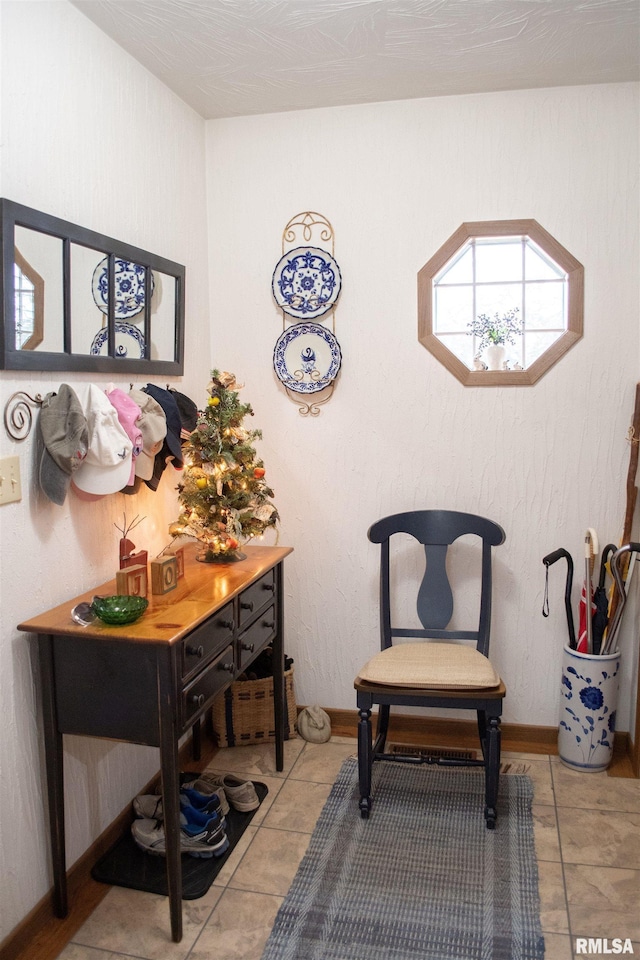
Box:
238;569;276;626
182;601;235;679
238;604;276;671
182;643;235;727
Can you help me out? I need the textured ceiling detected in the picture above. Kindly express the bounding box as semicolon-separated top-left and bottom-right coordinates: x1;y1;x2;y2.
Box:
70;0;640;119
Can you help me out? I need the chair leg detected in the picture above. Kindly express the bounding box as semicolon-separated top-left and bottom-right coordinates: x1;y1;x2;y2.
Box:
484;713;501;829
373;703;390;756
477;710;487;760
357;702;373;819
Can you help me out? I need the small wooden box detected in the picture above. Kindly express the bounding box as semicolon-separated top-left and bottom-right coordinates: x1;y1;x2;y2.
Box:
115;564;148;598
173;547;185;579
150;556;178;595
162;547;185;580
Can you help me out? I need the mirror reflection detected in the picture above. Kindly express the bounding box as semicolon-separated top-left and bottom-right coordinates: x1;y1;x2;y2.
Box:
14;226;64;353
150;272;177;362
2;199;184;374
14;250;43;349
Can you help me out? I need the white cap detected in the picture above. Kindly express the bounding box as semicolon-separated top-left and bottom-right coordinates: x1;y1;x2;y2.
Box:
71;384;133;496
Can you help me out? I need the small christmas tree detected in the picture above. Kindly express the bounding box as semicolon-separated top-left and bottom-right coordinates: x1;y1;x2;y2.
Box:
170;370;279;562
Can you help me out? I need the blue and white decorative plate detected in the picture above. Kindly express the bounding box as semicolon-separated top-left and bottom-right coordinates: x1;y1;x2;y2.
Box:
272;246;341;320
273;323;341;394
90;322;147;359
92;258;155;321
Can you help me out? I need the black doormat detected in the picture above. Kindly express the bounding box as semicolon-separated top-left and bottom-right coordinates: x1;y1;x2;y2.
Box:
92;779;268;900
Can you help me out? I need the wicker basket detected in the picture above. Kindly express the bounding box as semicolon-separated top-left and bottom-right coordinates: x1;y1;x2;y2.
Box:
212;668;297;748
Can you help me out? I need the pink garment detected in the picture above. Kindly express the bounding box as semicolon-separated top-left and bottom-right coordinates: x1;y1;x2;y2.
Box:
106;388;143;487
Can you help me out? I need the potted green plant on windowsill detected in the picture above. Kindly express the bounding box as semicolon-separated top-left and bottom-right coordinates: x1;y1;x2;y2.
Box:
467;307;522;370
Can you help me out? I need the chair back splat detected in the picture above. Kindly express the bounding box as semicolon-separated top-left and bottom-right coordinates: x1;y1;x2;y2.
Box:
356;510;506;828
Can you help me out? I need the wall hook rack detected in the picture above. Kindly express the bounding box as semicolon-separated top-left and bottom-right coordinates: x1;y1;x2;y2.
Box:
4;391;44;440
4;381;189;443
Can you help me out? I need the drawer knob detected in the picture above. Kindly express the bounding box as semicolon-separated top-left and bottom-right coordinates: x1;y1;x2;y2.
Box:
241;641;255;652
220;661;235;673
191;693;205;707
186;644;204;659
263;621;275;629
220;618;235;630
263;582;275;592
241;600;254;612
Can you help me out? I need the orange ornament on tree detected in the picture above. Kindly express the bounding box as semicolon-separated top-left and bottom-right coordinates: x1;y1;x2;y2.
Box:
254;467;266;479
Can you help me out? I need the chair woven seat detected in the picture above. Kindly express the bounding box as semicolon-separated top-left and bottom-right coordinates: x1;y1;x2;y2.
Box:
358;641;501;690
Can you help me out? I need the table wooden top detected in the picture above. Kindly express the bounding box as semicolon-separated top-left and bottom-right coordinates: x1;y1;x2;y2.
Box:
18;543;293;646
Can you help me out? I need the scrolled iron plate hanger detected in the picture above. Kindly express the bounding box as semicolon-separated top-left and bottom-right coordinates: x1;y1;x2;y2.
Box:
271;211;343;416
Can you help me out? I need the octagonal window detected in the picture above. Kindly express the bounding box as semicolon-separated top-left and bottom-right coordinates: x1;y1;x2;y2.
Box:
418;220;583;385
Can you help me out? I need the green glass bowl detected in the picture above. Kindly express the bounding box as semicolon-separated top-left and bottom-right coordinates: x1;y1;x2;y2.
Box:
92;594;149;625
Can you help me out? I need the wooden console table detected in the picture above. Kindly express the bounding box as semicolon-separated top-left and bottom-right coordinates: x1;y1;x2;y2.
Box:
19;543;292;943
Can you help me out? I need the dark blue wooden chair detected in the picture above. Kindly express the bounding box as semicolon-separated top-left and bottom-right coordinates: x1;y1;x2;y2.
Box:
354;510;506;828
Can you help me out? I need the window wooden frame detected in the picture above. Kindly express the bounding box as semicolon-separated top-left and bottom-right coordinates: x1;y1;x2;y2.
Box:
14;248;44;350
418;220;584;386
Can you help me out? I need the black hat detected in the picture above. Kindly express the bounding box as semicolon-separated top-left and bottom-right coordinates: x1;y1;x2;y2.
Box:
142;385;183;466
169;388;198;438
144;445;185;492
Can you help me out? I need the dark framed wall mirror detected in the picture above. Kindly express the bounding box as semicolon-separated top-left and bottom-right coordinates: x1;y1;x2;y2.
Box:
0;199;185;374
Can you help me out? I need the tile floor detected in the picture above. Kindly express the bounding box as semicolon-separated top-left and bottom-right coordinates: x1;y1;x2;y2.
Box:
55;737;640;960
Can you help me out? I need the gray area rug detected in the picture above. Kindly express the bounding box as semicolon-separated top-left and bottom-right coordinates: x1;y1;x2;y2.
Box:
261;757;545;960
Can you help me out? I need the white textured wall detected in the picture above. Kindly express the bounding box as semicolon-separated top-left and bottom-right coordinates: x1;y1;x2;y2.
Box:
0;3;638;946
206;83;639;727
0;1;210;941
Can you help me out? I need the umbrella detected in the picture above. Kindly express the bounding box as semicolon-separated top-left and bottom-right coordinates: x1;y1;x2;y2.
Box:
577;528;598;654
542;548;576;648
601;542;640;655
591;543;616;655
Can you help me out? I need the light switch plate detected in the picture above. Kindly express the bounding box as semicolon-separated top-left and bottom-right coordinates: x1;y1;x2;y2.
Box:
0;456;22;504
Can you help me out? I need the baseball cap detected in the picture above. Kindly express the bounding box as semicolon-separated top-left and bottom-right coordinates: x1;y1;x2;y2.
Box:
106;388;143;487
145;448;174;492
169;388;198;439
129;387;167;481
142;384;183;466
71;383;133;496
38;385;89;505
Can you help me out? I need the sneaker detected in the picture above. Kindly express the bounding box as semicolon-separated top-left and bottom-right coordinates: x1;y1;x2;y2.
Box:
181;775;230;816
182;787;225;820
131;807;229;859
180;803;227;833
222;774;259;812
133;789;225;823
133;794;163;820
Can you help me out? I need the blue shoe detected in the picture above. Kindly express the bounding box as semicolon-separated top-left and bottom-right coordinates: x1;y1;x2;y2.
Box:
132;812;229;859
180;803;226;832
133;790;225;826
182;775;230;815
181;786;226;822
179;804;229;857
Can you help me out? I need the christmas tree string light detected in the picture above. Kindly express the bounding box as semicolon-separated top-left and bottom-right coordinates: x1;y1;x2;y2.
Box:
169;370;279;562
